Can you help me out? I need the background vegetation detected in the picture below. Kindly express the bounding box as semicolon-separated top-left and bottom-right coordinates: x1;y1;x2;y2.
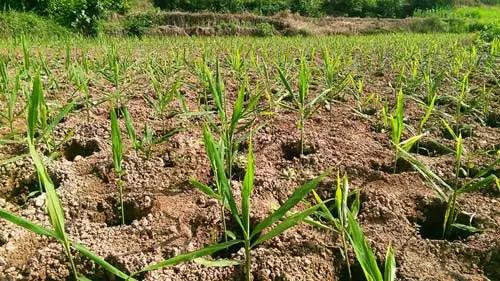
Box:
0;0;499;37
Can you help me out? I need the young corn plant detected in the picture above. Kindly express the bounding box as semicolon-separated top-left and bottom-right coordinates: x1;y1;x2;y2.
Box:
278;56;331;156
347;211;396;281
309;173;361;279
146;68;182;129
204;61;260;178
398;143;500;239
27;74;75;155
122;107;181;159
110;108;125;225
321;47;342;91
387;89;424;172
0;65;23;137
69;63;92;121
191;129;326;281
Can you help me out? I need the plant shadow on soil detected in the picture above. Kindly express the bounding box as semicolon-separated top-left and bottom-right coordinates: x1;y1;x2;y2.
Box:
442;124;474;140
483;246;500;281
98;197;155;226
211;217;261;259
413;199;480;241
409;140;452;157
373;158;414;174
282;141;317;160
339;260;385;281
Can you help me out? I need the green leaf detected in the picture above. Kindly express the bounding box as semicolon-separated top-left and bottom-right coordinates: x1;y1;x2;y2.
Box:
397;147;450;201
40;101;75;140
73;243;135;280
241;140;254;238
457;175;498;195
190;179;220;200
110;108;123;174
28;74;42;142
399;134;424;153
451;223;481;233
122;107;138;149
193;258;241;267
136;240;243;274
347;212;384;281
0;208;55;237
384;244;396;281
251;205;320;248
251;172;327;238
442;119;457;140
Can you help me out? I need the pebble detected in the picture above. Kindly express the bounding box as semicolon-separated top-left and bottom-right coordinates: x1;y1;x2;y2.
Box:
0;198;5;208
0;257;5;267
34;196;45;208
73;155;83;162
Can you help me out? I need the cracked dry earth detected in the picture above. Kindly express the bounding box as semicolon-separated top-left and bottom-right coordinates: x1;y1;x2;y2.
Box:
0;35;499;281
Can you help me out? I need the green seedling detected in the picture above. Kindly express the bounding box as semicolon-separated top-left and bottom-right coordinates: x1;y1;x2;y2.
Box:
192;129;326;281
321;47;342;90
278;56;331;156
122;107;181;159
399;145;499;239
146;68;182;129
69;63;92;121
27;73;75;154
110;108;125;225
309;173;361;279
347;211;396;281
203;61;260;178
0;64;23;136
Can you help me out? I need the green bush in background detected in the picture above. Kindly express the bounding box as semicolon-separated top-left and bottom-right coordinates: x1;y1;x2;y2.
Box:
1;0;128;36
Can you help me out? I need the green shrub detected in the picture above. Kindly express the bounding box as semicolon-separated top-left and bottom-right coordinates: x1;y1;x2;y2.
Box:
124;13;155;37
0;11;71;38
255;22;276;36
2;0;128;36
410;16;448;33
479;25;500;42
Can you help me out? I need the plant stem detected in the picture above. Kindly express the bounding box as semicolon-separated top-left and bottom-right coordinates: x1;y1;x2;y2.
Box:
118;174;125;225
299;113;305;156
64;245;78;281
244;240;252;281
341;231;352;279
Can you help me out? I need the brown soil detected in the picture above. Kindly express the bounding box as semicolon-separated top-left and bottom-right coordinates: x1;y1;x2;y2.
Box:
0;36;499;281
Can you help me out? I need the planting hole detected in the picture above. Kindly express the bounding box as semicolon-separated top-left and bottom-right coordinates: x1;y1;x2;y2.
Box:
410;140;452;157
339;260;383;281
442;124;474;139
9;173;61;205
414;200;480;241
375;158;414;174
211;217;260;259
483;246;500;281
104;196;155;226
282;141;316;160
485;112;500;128
63;139;100;161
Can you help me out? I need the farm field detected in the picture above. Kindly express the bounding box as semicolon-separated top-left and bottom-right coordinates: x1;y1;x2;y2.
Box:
0;33;499;281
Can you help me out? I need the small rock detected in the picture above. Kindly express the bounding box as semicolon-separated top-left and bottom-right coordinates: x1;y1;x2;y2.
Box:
0;198;6;208
73;155;83;162
0;257;6;267
34;196;45;208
